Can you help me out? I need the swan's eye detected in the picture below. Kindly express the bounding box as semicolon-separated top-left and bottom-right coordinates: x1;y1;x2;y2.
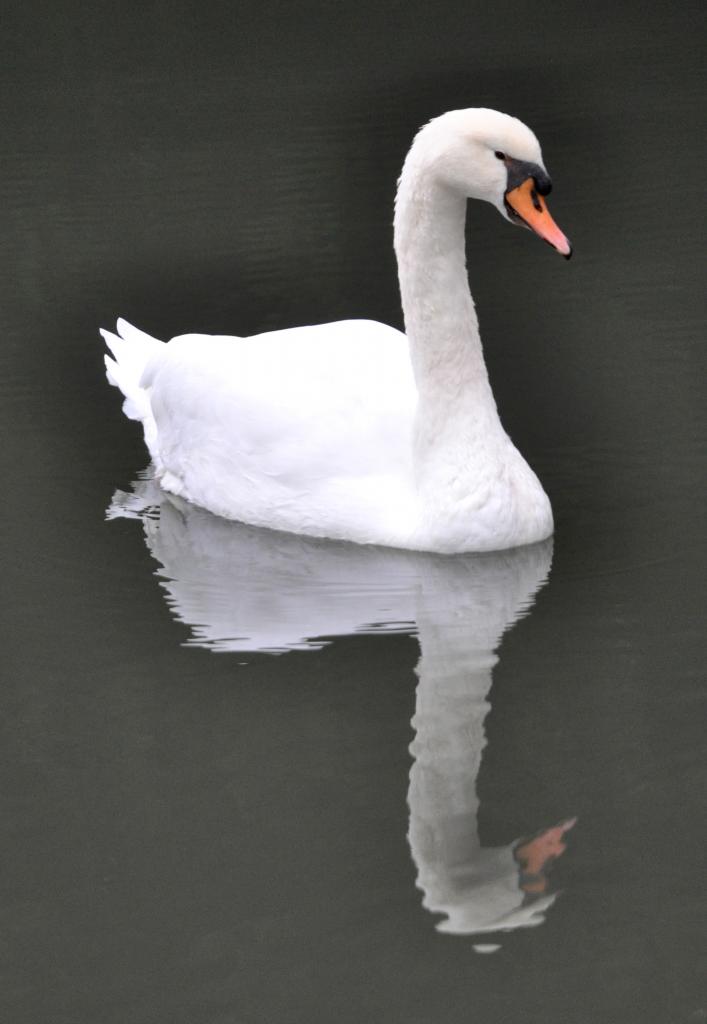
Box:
495;151;505;160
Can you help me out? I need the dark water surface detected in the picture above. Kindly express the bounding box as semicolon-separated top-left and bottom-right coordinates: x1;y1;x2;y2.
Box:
2;2;706;1022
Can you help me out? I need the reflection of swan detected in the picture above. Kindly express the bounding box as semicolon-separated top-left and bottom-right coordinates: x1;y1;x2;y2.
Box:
110;474;574;943
102;108;571;553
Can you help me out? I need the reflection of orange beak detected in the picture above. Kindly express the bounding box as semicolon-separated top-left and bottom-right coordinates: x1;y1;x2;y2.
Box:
505;177;572;258
514;816;577;894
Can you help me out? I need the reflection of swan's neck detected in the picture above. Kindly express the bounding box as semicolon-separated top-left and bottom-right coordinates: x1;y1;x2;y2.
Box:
411;620;497;832
406;546;556;938
408;633;495;913
394;162;501;474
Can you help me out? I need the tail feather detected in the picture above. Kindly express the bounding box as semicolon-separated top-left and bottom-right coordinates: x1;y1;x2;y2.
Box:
116;317;163;349
101;320;165;460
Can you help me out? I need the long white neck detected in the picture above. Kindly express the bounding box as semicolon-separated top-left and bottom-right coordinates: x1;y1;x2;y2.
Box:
394;160;504;480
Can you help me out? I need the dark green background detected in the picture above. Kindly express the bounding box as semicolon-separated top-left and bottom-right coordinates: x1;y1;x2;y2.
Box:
2;2;705;1022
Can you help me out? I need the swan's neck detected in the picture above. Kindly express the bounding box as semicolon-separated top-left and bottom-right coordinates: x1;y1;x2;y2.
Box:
394;168;503;476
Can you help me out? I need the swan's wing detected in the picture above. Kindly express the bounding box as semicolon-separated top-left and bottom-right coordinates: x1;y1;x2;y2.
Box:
142;319;417;532
145;319;415;475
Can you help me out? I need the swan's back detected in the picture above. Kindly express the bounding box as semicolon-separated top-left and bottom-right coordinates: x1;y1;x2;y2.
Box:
147;319;413;473
116;318;419;546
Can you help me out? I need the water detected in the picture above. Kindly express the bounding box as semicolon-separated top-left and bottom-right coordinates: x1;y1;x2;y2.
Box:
2;2;705;1021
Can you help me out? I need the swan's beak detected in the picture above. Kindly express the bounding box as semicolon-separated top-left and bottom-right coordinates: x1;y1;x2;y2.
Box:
505;178;572;259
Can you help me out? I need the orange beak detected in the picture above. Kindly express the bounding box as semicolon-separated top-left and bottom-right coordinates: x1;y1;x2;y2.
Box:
505;177;572;258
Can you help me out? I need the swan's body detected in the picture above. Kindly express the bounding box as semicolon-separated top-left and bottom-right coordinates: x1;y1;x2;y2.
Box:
102;108;571;553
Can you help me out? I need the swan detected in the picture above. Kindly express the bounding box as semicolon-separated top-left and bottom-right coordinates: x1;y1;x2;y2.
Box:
102;108;571;553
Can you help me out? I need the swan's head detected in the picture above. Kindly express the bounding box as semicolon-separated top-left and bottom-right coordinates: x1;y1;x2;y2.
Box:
408;108;572;258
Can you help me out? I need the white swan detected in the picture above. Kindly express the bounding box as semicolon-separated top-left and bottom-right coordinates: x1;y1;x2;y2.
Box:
102;108;571;553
